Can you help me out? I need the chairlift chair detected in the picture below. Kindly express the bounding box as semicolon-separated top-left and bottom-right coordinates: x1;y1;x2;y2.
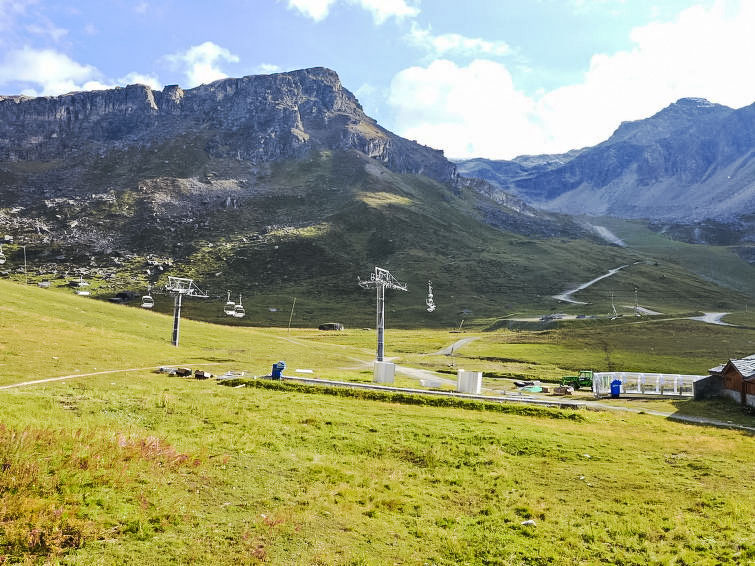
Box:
0;244;5;265
141;285;154;309
223;290;236;316
233;294;245;318
426;280;436;312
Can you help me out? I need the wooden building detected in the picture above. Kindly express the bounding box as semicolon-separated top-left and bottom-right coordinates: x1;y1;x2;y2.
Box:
708;355;755;408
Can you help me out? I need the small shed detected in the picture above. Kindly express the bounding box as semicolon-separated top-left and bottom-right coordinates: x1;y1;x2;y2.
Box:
708;355;755;408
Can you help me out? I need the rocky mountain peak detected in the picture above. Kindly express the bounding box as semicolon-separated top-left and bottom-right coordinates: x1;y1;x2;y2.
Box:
609;97;732;144
0;67;455;184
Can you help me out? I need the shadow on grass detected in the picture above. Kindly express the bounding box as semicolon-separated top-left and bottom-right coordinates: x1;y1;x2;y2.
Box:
667;397;754;433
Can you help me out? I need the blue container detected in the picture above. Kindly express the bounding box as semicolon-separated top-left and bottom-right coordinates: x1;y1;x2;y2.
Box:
610;379;622;398
271;361;286;380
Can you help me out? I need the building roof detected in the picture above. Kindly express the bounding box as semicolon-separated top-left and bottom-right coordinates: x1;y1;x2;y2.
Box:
728;357;755;379
710;354;755;377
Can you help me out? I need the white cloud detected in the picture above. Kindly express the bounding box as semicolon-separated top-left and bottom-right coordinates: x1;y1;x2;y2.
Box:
165;41;240;87
134;1;148;14
287;0;335;21
388;59;540;159
0;47;162;96
256;63;282;74
287;0;418;24
355;82;375;97
0;0;33;29
387;0;755;159
406;24;511;58
356;0;418;24
25;21;68;41
0;47;102;95
118;71;161;90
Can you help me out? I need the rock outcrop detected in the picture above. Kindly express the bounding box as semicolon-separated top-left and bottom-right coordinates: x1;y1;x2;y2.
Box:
0;67;456;185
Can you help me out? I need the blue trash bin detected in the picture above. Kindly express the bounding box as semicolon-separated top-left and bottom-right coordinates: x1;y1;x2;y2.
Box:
271;361;286;380
610;379;622;398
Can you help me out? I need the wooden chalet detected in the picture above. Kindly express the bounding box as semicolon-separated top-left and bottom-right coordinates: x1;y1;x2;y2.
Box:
708;355;755;408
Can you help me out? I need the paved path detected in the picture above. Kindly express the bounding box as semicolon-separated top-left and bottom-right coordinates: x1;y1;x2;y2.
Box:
434;336;480;356
588;401;755;432
688;312;732;326
394;364;457;387
0;362;226;390
553;265;628;304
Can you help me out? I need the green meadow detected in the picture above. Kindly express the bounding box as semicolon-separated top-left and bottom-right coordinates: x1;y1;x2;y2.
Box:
0;278;753;564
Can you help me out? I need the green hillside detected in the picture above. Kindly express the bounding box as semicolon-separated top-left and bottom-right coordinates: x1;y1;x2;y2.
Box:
3;151;753;328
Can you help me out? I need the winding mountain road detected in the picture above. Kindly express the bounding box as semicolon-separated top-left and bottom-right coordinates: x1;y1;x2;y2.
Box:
553;265;628;304
688;312;732;326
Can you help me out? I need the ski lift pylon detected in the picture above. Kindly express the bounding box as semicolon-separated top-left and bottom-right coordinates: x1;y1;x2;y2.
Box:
223;290;236;316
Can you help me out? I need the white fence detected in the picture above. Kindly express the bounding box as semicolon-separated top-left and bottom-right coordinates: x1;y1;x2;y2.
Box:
593;372;708;397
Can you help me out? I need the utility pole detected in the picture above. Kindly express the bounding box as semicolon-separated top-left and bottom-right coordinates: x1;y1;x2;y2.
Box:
287;296;296;335
358;266;407;361
165;276;208;346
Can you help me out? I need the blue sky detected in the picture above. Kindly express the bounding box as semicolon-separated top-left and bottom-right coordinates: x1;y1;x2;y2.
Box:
0;0;753;159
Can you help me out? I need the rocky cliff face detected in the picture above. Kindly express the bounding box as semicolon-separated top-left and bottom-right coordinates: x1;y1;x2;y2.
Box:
457;98;755;223
0;67;456;185
0;67;597;307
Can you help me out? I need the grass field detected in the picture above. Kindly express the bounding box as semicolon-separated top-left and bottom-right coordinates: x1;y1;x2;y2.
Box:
1;278;754;564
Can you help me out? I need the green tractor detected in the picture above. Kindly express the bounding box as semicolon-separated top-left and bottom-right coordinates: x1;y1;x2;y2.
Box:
560;370;594;390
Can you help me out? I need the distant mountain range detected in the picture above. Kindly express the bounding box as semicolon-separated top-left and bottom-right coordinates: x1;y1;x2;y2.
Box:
457;98;755;231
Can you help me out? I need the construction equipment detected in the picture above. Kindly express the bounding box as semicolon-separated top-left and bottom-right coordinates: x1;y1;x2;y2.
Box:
560;370;594;390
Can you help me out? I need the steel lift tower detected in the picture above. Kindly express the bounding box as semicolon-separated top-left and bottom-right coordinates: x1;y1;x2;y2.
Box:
165;276;208;346
358;266;407;362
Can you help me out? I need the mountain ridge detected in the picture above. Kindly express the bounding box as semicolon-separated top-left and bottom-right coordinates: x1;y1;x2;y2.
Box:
0;67;456;188
457;97;755;223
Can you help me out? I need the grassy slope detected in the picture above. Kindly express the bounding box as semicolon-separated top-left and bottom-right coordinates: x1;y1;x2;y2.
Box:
5;151;753;327
591;217;755;298
1;279;754;564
